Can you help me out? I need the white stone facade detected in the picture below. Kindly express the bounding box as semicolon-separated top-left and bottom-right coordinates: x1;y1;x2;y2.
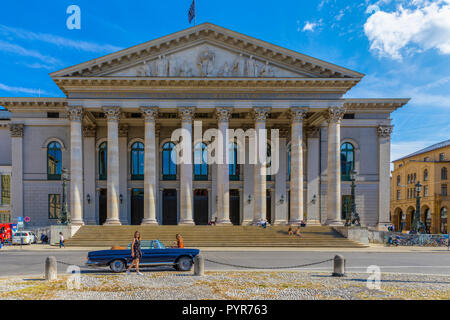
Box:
0;23;408;229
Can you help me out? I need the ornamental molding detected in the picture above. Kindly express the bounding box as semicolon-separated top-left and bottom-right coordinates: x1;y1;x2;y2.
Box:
178;107;195;121
9;124;24;137
252;107;271;122
83;125;96;137
140;106;159;121
215;107;233;122
119;124;129;137
377;125;393;138
102;107;121;122
289;107;308;122
325;106;346;124
66;106;83;121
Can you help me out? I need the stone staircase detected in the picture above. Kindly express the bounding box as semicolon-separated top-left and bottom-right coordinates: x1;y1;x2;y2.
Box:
65;225;367;248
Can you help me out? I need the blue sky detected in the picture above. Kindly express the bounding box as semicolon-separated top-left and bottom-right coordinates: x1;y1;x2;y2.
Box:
0;0;449;162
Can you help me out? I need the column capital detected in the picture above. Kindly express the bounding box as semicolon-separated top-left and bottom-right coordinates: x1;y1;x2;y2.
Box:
216;107;233;122
119;124;129;137
83;125;96;138
289;107;308;122
102;106;121;122
377;125;393;138
252;107;271;122
9;123;24;137
325;106;346;124
178;107;196;121
66;106;83;121
306;126;320;138
140;106;159;122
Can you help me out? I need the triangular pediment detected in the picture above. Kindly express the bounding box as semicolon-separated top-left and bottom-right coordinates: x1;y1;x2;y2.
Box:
50;23;364;80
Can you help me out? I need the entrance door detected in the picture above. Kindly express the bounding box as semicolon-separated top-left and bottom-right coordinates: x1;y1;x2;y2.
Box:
230;189;240;225
131;189;144;225
99;189;107;225
194;189;209;225
266;190;272;224
163;189;178;225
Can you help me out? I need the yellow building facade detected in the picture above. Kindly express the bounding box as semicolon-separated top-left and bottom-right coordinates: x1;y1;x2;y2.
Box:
391;140;449;234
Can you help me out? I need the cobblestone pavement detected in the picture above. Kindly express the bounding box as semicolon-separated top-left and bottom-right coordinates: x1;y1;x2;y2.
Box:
0;271;449;300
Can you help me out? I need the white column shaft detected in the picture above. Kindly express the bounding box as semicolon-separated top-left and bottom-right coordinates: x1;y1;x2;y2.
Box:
253;120;267;223
70;120;84;225
105;119;121;225
326;121;342;225
217;120;231;224
142;119;158;224
179;119;194;224
290;120;304;224
377;126;393;229
306;132;321;225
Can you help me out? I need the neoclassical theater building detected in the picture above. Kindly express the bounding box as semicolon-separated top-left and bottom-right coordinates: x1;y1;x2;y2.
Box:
0;23;409;228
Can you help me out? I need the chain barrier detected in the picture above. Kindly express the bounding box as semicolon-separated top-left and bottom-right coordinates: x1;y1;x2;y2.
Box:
203;258;334;270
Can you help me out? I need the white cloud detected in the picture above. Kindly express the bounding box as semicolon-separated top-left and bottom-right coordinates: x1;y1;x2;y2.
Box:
0;82;51;96
0;24;122;53
364;0;450;59
301;19;323;32
0;40;61;66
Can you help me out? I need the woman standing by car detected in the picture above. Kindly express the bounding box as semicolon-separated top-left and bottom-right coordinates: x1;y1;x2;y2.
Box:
126;231;143;276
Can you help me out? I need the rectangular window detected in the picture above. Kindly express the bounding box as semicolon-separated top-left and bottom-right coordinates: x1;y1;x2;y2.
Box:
442;184;448;196
424;186;428;197
397;190;401;200
1;175;10;205
440;153;445;161
48;194;61;219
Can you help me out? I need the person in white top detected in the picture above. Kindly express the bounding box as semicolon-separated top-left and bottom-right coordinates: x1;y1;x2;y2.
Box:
59;232;65;248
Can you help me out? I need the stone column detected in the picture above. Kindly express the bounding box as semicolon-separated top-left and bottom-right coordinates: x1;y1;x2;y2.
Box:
289;107;307;225
325;107;345;226
377;125;393;230
306;126;321;225
274;128;289;224
83;125;96;225
103;107;121;225
141;107;158;225
66;106;84;225
216;107;232;225
178;107;195;225
10;124;23;222
118;125;129;224
253;107;270;224
242;125;254;225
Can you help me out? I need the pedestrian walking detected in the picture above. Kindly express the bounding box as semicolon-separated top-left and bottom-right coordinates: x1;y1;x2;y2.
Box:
126;231;143;275
59;232;65;248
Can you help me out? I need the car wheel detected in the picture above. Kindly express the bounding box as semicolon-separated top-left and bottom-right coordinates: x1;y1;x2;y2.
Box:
110;259;126;273
176;257;193;272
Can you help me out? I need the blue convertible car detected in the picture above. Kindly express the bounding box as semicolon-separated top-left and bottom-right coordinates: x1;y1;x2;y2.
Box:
86;240;200;273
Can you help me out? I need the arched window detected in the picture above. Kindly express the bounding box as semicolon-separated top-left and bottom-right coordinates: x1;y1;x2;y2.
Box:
266;144;272;181
407;174;410;184
229;142;240;181
340;142;354;181
162;142;176;180
99;142;107;180
194;143;208;180
413;173;416;183
424;169;428;182
131;142;144;180
47;141;62;180
440;207;448;234
441;167;448;180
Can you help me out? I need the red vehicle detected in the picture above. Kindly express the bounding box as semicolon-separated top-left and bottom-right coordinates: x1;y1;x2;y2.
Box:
0;223;13;245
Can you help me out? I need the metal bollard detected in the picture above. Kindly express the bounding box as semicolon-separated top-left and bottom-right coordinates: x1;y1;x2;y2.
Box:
45;256;57;281
194;255;204;276
332;254;345;277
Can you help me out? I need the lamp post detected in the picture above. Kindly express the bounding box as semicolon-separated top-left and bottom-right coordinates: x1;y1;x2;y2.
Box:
413;181;423;233
60;168;71;225
345;169;361;227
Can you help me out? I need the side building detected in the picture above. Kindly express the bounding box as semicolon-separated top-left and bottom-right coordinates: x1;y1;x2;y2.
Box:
391;140;449;234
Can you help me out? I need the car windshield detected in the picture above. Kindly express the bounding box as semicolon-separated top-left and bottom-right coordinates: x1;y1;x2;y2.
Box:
127;240;165;249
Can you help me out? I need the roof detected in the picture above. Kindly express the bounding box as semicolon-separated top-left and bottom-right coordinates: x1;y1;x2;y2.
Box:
394;139;450;162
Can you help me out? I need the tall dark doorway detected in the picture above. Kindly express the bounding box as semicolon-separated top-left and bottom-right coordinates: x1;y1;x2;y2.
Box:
163;189;178;225
230;189;240;225
194;189;209;225
288;191;291;222
266;190;272;224
131;189;144;225
99;189;107;225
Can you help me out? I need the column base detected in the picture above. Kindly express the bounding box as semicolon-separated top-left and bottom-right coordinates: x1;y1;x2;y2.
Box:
273;220;289;225
216;219;232;225
179;220;195;225
141;218;159;225
71;219;85;226
325;219;344;226
241;220;253;226
103;219;122;226
288;219;303;226
306;219;321;226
